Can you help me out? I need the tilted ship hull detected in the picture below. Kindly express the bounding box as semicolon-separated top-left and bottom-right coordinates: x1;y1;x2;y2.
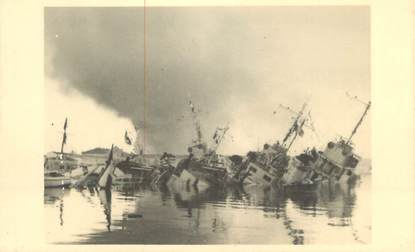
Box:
240;143;289;188
276;140;361;191
113;159;155;185
151;153;177;186
238;103;310;188
276;98;370;190
278;149;321;191
310;140;361;185
186;157;228;187
173;98;233;188
170;151;229;189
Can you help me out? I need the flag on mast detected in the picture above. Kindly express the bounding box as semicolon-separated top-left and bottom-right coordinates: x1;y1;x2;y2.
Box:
124;130;132;145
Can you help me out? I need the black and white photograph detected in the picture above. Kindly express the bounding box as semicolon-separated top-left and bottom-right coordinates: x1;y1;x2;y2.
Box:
2;1;415;250
43;6;372;244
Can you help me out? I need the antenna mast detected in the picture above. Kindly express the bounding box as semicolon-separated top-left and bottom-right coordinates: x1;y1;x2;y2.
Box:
346;100;371;144
211;125;229;153
281;103;307;149
60;118;68;156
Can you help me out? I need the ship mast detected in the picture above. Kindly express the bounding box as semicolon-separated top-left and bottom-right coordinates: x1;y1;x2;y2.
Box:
60;117;68;156
281;103;307;150
286;118;306;151
346;100;371;144
210;125;229;153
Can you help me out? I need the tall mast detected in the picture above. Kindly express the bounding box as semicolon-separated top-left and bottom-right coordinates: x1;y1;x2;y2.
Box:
346;101;371;144
211;125;229;153
281;103;307;148
286;117;306;151
60;117;68;155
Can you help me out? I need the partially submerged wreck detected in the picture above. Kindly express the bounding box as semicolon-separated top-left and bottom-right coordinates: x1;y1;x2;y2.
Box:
170;99;232;188
309;100;371;185
279;99;371;190
47;94;370;194
235;103;309;188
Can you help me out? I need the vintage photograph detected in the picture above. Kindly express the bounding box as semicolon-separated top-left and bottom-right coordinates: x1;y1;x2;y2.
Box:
44;6;371;244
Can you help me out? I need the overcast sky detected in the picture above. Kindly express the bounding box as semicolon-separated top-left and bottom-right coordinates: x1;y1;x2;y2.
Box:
44;6;370;157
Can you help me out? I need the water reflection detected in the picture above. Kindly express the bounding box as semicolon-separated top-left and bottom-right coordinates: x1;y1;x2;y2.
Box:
98;189;112;232
44;176;371;244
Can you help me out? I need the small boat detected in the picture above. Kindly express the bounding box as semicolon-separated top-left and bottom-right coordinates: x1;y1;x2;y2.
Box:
44;118;74;188
44;170;72;188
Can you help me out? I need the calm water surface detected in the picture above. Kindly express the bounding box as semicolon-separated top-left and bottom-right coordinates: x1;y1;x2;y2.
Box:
44;175;371;244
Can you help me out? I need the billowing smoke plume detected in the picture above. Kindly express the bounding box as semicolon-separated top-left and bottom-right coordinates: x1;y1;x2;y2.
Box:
45;7;370;155
45;7;262;153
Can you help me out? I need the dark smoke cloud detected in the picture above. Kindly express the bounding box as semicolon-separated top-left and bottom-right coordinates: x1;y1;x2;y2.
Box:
45;7;369;154
44;7;261;153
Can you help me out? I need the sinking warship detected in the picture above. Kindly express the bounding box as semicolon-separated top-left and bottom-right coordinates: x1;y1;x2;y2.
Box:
233;103;310;188
75;130;155;189
150;152;177;186
308;100;371;186
280;97;371;190
170;99;232;188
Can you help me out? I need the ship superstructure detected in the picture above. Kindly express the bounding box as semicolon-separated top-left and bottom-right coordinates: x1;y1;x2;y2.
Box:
172;99;232;187
281;96;371;189
240;103;310;187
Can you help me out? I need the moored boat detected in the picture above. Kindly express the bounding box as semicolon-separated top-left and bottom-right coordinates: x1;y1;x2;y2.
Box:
44;117;76;188
44;170;72;188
